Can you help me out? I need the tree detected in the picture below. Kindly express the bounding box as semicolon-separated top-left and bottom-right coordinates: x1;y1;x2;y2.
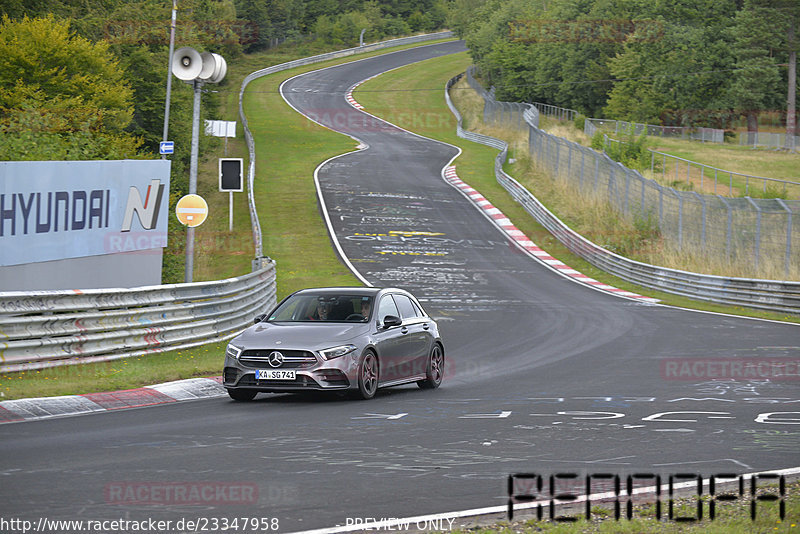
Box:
788;16;797;146
772;0;800;147
0;14;142;160
728;1;783;134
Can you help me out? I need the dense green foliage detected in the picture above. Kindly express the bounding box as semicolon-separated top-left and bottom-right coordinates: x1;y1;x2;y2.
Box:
0;0;450;164
449;0;800;129
0;15;143;159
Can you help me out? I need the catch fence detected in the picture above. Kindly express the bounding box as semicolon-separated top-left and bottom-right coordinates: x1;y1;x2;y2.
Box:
461;67;800;286
586;118;724;143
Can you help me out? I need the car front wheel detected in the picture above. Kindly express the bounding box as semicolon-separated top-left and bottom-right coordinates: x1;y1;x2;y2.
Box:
355;350;379;400
418;343;444;389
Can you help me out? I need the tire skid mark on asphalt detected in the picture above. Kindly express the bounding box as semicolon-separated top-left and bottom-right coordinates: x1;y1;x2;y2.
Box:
441;166;660;303
344;78;658;304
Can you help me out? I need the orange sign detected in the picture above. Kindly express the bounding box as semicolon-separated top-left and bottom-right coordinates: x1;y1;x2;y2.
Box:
175;194;209;227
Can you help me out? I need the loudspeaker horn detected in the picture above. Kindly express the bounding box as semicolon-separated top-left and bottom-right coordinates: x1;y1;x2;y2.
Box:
172;47;203;81
210;54;227;83
199;52;227;84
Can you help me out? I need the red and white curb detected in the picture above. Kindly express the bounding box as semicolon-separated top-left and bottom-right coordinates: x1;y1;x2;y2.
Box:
345;74;381;110
0;377;226;424
443;166;659;303
345;91;363;110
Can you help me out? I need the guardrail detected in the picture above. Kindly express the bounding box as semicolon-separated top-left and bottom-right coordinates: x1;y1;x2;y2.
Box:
239;31;455;262
0;260;277;373
446;73;800;315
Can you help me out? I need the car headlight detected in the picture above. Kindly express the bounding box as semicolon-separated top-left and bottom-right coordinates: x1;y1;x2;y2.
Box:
226;344;243;359
318;344;357;361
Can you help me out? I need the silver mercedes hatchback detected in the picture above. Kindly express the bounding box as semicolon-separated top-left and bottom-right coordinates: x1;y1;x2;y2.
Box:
223;287;445;401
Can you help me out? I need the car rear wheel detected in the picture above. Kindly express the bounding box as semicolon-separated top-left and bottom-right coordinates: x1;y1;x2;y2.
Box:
227;388;258;402
418;343;444;389
355;350;379;400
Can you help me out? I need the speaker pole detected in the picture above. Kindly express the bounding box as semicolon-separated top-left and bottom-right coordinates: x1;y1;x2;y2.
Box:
161;0;178;160
185;78;203;283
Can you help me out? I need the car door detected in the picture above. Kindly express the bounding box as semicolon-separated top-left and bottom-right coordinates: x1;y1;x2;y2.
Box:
372;294;411;384
392;294;432;379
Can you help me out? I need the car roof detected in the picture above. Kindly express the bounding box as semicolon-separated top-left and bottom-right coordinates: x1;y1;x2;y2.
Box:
292;287;408;297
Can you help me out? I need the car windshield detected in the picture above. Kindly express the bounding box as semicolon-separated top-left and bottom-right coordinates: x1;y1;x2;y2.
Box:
268;293;374;323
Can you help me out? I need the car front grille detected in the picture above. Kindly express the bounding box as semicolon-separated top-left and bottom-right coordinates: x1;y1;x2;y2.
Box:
236;374;318;388
238;349;318;369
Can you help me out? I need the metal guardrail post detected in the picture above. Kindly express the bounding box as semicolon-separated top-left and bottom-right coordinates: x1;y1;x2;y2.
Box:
0;262;278;372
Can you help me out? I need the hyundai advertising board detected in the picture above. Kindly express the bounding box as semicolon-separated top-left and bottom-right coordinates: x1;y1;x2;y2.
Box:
0;160;170;289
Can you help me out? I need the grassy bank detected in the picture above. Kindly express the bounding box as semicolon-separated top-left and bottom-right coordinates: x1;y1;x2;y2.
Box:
447;76;800;282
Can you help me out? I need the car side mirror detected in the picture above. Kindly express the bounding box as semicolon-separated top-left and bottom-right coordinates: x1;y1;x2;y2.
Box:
254;313;267;324
382;315;402;328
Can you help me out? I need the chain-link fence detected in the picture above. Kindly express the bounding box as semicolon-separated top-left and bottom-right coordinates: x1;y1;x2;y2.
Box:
465;67;799;279
739;131;800;152
598;134;800;197
586;118;724;143
647;148;800;198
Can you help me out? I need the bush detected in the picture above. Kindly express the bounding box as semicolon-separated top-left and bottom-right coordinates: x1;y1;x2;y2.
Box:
573;114;586;131
593;126;651;172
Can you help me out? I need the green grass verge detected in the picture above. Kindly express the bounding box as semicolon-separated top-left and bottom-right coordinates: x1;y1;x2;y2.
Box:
649;136;800;184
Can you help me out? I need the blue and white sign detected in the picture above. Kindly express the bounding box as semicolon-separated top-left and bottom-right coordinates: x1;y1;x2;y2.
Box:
159;141;175;155
0;160;171;267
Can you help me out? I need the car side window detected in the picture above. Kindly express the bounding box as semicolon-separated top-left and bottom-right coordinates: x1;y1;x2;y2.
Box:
393;295;419;320
410;299;426;318
377;295;400;323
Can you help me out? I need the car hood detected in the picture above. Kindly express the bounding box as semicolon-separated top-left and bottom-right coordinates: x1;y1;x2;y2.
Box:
232;321;370;350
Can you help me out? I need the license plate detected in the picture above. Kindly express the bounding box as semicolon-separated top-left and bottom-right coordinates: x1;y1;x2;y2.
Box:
256;369;296;380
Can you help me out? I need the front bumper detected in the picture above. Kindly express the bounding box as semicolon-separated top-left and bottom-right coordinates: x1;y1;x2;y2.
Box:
223;350;357;392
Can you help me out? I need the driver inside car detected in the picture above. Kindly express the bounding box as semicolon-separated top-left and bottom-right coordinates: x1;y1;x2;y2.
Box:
308;298;332;321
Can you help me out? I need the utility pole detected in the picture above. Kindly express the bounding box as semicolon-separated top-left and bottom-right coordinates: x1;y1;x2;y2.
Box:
162;0;178;160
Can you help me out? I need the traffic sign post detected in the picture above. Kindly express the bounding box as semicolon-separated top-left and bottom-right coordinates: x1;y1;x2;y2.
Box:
219;158;243;232
175;194;209;227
